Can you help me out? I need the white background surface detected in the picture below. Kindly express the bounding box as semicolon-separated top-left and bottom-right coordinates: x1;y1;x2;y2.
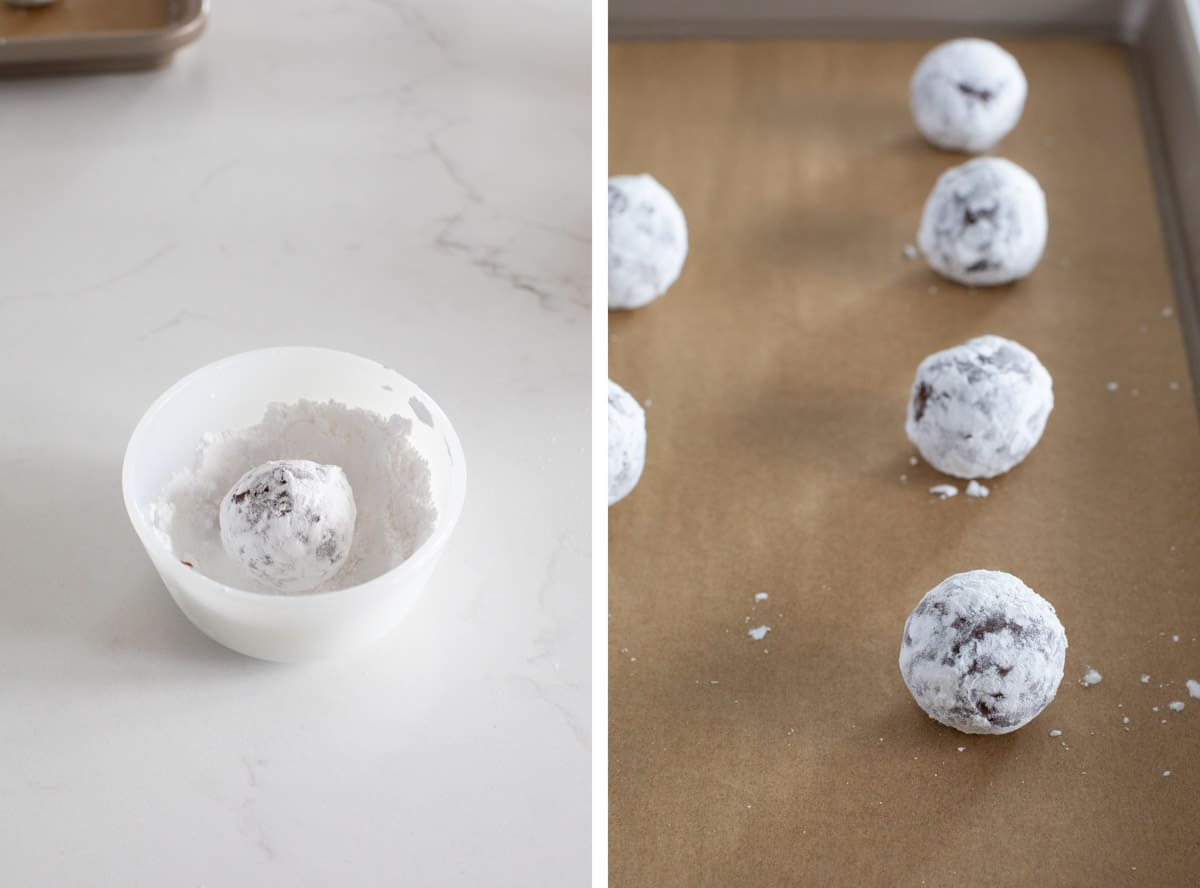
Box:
0;1;590;885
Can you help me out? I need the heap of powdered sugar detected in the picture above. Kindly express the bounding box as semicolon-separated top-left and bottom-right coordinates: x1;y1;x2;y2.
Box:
149;399;437;594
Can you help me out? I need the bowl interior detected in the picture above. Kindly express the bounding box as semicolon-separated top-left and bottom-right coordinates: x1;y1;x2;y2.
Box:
124;347;464;580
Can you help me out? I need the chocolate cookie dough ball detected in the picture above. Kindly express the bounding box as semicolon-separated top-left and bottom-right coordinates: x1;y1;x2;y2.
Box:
900;570;1067;735
910;38;1027;152
918;157;1046;286
608;380;646;506
219;459;357;593
906;335;1053;479
608;174;688;310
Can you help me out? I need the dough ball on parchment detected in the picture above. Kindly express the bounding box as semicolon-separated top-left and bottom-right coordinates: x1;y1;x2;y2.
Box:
900;570;1067;735
910;38;1026;152
918;156;1047;286
608;174;688;310
906;334;1053;480
608;379;646;506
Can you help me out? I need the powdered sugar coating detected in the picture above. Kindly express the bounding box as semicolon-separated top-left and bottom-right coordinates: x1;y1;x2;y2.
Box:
151;400;436;595
910;39;1026;152
219;459;357;594
906;335;1053;479
918;157;1047;286
608;379;646;506
609;174;688;310
900;570;1067;734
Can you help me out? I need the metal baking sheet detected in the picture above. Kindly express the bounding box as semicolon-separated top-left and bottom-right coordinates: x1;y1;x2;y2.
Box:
609;29;1200;888
0;0;206;75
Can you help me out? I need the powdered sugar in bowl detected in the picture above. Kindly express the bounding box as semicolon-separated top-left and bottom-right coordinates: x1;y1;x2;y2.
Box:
122;347;466;662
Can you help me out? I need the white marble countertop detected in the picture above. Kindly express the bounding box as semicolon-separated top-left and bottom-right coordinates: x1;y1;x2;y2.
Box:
0;2;590;885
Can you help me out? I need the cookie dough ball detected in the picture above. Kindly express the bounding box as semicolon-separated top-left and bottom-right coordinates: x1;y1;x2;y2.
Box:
918;157;1046;286
910;38;1027;152
900;570;1067;734
219;459;357;593
608;380;646;506
907;335;1053;479
609;174;688;310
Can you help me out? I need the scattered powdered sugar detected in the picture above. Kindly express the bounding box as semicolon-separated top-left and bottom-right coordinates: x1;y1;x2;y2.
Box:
1169;381;1180;391
1162;770;1171;777
748;625;771;641
965;480;989;498
149;399;436;594
1080;668;1103;687
903;244;918;260
1049;729;1062;737
1162;306;1174;318
1123;716;1130;724
1187;679;1200;699
957;746;966;752
1172;634;1180;642
1106;381;1119;392
929;484;958;499
909;456;919;466
1168;701;1185;712
1141;674;1151;684
755;592;769;603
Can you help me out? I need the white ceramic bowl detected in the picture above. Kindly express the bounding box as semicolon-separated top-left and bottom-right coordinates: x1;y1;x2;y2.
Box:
122;347;467;663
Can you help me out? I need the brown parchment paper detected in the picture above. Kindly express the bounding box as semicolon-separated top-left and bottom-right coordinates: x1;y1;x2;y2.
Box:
610;40;1200;888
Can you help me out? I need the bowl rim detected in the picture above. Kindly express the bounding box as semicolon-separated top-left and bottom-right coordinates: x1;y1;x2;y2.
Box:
121;345;467;603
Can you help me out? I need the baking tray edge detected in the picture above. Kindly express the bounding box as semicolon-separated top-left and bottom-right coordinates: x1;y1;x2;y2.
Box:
1133;0;1200;404
0;0;208;75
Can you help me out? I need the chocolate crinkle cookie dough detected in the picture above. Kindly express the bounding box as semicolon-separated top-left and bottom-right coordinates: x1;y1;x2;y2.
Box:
910;38;1027;152
151;399;436;595
219;459;357;594
608;174;688;310
900;570;1068;735
918;156;1047;286
906;335;1053;479
608;379;646;506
